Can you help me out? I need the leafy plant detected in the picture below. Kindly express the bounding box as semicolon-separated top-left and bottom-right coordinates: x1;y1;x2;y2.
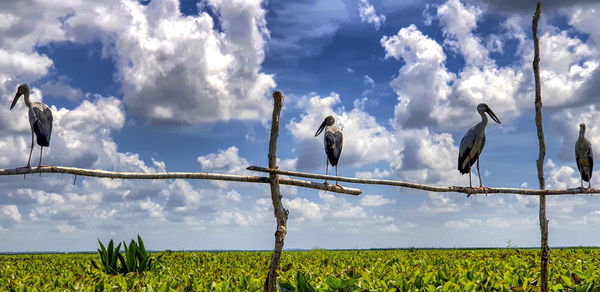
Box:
91;235;159;275
121;234;156;273
90;239;122;275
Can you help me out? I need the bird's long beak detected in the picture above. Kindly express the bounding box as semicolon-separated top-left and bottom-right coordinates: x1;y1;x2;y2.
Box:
10;92;20;110
487;108;501;124
315;120;327;137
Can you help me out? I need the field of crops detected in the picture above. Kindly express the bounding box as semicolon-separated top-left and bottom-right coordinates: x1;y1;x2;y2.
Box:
1;248;600;291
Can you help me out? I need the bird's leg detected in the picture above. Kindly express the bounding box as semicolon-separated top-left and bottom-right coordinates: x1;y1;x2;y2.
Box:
28;131;34;167
335;165;343;189
465;170;475;197
476;158;489;195
23;130;34;168
469;171;472;188
38;146;44;176
324;160;329;185
21;131;35;180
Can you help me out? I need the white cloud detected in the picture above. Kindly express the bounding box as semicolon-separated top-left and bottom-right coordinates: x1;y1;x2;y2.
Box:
212;211;258;226
331;205;367;219
381;24;459;128
0;205;21;225
445;217;536;230
418;193;461;214
394;127;462;185
197;146;252;188
355;168;390;179
437;0;485;65
40;77;84;101
284;197;323;223
379;224;400;232
56;223;77;234
381;0;532;130
197;146;250;174
546;159;580;189
0;0;276;125
139;198;165;220
360;194;395;207
358;0;386;30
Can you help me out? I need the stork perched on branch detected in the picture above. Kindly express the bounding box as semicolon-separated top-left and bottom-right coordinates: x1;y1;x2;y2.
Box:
315;115;343;188
458;103;501;192
575;123;593;190
10;83;53;170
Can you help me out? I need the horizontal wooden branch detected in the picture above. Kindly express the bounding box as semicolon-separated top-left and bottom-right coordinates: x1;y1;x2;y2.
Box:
0;166;362;196
247;166;599;196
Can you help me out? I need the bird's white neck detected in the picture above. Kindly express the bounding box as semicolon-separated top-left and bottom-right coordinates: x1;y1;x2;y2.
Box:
580;129;586;139
23;91;32;108
479;110;488;127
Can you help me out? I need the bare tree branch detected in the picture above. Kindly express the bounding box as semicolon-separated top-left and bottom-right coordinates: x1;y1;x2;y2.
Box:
248;165;600;196
0;165;362;196
532;2;549;292
265;91;287;292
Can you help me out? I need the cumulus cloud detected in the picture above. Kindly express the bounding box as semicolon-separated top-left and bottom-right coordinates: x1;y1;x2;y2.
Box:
197;146;250;174
379;224;400;232
381;0;531;130
285;197;324;223
360;194;395;207
418;193;461;214
0;0;276;125
0;205;22;229
66;0;276;124
358;0;386;30
197;146;252;188
445;217;536;230
40;77;84;101
355;168;390;179
381;24;458;128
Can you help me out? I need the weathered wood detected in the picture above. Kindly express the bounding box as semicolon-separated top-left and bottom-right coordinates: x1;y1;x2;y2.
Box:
248;165;600;196
265;91;288;292
532;3;549;292
0;166;361;195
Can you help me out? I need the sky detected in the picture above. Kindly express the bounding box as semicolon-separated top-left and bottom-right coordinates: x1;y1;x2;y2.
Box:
0;0;600;252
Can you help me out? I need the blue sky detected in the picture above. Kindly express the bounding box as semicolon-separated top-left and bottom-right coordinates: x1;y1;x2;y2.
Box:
1;0;600;251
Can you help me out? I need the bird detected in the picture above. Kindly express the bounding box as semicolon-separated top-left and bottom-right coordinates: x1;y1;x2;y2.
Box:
314;115;343;188
575;123;593;190
458;103;501;192
10;83;53;170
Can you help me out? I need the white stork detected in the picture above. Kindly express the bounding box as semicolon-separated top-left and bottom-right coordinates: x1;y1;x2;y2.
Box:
10;83;53;169
458;103;501;192
315;115;343;188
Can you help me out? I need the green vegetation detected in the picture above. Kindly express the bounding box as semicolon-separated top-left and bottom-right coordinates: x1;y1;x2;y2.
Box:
90;235;160;275
1;248;600;291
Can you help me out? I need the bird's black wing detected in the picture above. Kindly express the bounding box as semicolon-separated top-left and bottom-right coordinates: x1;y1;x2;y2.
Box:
32;104;53;147
325;129;343;166
588;139;593;180
458;127;476;174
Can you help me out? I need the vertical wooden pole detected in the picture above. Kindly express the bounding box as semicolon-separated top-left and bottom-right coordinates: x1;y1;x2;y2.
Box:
264;91;289;292
532;3;549;292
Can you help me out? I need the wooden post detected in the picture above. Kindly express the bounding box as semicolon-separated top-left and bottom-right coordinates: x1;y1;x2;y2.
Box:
532;3;549;291
264;91;288;292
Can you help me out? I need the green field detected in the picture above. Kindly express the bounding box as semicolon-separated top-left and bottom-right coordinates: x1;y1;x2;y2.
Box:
1;248;599;291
